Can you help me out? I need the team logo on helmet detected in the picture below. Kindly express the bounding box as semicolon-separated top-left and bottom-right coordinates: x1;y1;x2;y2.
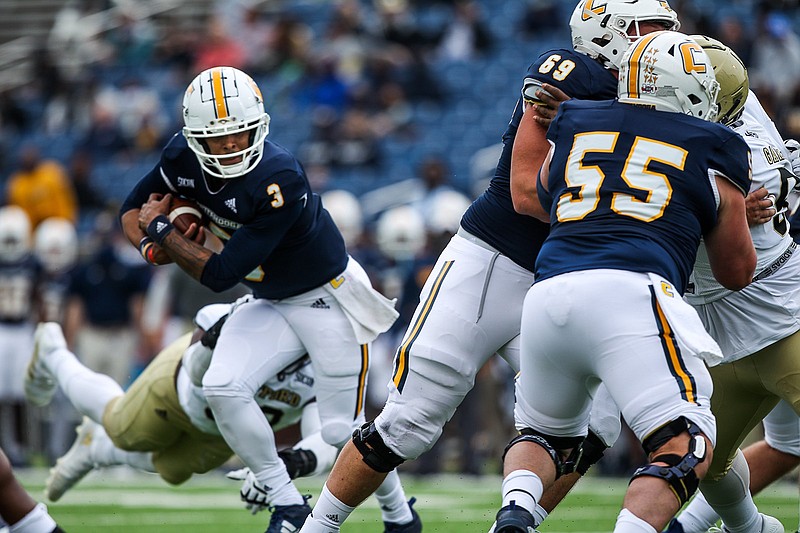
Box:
582;0;607;21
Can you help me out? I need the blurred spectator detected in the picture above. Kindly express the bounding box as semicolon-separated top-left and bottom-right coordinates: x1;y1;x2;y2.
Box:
435;0;493;61
221;1;274;74
63;209;152;387
104;8;158;67
0;206;37;466
714;15;753;67
520;0;563;37
94;77;166;152
300;107;383;169
6;145;78;228
79;100;129;159
193;15;246;73
66;151;106;216
408;154;460;220
749;11;800;125
48;0;113;82
0;90;29;134
262;14;313;82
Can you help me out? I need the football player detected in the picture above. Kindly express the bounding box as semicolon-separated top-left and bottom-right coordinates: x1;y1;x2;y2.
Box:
299;2;683;531
118;67;418;532
24;302;418;532
0;206;39;467
660;35;800;533
0;446;64;533
522;35;794;533
493;30;758;533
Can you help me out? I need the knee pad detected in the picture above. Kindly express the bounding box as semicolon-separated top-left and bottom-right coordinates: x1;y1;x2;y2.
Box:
576;429;609;476
631;418;707;506
504;429;584;479
321;421;352;449
352;421;405;473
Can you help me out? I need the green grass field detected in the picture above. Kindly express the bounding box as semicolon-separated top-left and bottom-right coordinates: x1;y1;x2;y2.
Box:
15;468;799;532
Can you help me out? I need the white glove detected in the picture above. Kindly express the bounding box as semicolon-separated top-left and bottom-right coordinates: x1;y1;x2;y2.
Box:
785;139;800;175
226;467;271;515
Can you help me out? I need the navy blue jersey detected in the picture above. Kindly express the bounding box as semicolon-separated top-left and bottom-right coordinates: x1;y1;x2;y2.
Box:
536;99;751;292
122;134;348;299
460;48;617;271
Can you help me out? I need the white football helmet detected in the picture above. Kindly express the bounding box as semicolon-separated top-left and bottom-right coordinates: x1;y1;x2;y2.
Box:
375;205;426;262
182;66;271;179
618;31;719;122
34;217;78;274
321;190;364;248
0;206;32;262
426;190;471;235
690;35;749;126
570;0;680;70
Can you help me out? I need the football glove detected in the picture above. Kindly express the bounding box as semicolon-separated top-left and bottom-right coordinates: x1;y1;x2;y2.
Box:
786;139;800;175
278;447;318;479
200;314;228;349
226;467;272;515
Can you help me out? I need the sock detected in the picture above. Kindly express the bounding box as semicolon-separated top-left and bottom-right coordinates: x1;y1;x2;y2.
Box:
253;465;303;507
374;471;412;524
9;503;57;533
50;348;123;423
501;469;543;515
532;504;549;528
615;508;657;533
674;491;721;532
307;484;355;530
700;450;760;533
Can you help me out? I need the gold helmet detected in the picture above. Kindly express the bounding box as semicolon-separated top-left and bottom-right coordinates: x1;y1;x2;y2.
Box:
691;35;748;126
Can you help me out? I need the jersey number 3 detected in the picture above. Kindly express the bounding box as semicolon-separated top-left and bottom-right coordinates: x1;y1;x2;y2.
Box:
557;132;687;222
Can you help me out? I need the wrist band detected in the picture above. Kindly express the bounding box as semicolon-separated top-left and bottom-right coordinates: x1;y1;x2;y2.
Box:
139;236;159;265
146;215;174;246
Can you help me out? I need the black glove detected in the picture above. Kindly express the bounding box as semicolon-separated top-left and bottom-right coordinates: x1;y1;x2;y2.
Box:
200;314;228;349
278;447;318;479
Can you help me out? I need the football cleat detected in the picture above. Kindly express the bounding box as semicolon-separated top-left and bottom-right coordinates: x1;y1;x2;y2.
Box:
494;501;538;533
713;514;784;533
46;416;99;501
384;497;422;533
265;496;313;533
25;322;66;407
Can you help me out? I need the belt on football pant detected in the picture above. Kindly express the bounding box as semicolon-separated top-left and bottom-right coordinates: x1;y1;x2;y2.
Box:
752;240;797;282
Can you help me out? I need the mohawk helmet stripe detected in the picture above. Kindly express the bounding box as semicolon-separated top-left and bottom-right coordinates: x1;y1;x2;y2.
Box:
210;68;229;120
627;32;662;99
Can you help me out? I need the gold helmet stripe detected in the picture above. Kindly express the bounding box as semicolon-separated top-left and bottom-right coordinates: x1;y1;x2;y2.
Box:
210;67;229;120
627;32;661;99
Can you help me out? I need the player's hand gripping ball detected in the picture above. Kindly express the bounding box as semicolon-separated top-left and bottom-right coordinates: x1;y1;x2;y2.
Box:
168;197;203;234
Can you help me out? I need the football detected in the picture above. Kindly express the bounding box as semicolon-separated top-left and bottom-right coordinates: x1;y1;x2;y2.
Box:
168;197;204;233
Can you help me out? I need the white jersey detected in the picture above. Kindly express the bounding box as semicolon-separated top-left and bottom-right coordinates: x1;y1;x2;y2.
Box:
687;93;796;305
178;356;316;436
686;93;800;361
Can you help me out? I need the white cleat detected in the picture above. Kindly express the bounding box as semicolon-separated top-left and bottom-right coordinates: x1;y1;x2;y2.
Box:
717;514;785;533
45;416;98;502
758;514;784;533
25;322;65;407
